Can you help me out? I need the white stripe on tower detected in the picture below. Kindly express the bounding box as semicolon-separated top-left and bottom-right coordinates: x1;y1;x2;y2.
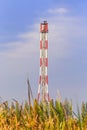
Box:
40;67;48;76
40;32;48;40
40;50;47;58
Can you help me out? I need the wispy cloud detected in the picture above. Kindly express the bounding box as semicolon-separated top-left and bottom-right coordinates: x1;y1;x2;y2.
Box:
48;8;68;14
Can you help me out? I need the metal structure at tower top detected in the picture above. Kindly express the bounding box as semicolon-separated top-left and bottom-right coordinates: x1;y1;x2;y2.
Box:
37;21;50;102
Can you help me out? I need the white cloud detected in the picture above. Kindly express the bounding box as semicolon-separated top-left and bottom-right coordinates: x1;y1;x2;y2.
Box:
48;8;68;14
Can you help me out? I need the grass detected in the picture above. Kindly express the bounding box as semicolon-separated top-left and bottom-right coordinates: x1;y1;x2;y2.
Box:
0;99;87;129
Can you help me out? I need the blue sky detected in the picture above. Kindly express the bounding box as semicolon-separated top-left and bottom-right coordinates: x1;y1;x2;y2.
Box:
0;0;87;109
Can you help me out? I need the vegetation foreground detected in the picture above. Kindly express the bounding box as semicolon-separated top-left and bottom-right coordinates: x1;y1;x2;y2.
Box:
0;99;87;130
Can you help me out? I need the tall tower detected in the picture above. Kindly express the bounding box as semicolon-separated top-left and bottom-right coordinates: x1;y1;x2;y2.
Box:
37;21;50;102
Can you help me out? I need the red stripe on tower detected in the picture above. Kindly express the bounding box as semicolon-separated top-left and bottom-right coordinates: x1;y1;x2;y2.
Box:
40;40;48;49
40;22;48;33
40;58;48;66
45;76;48;84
